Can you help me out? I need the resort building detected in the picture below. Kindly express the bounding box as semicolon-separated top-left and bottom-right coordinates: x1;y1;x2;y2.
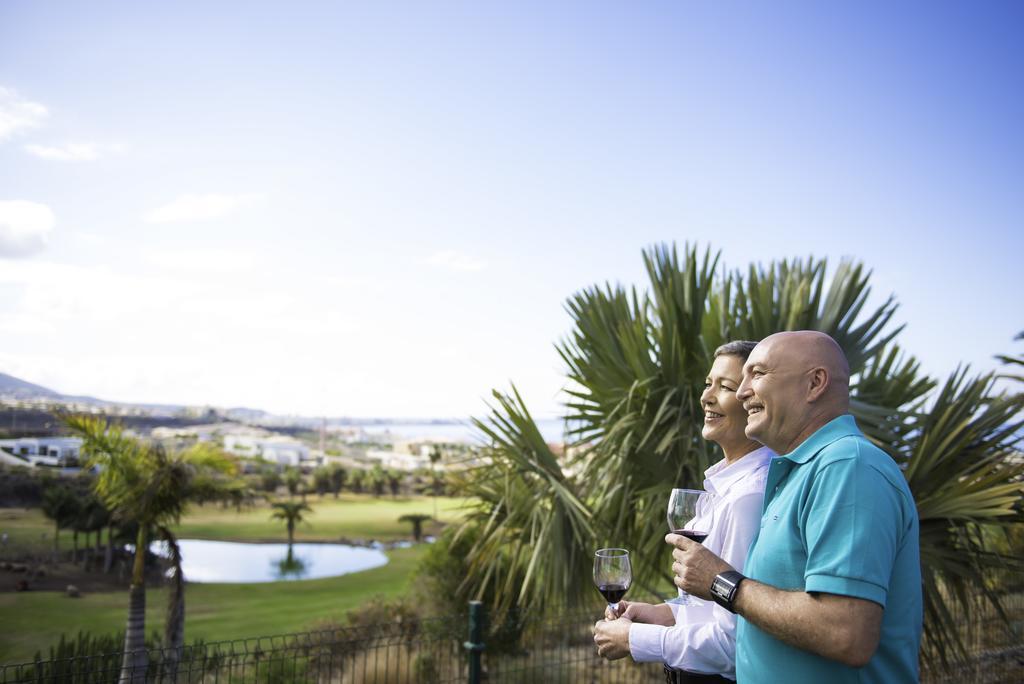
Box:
0;436;83;466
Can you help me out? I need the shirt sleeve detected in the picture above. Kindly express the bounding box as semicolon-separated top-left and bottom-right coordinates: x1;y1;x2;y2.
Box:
629;602;737;678
801;446;905;607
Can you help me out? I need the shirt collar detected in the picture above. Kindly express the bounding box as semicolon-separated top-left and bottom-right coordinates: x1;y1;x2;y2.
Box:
704;445;775;496
780;414;862;464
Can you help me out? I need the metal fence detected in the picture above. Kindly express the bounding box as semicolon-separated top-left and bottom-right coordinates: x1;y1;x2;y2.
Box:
2;596;1021;683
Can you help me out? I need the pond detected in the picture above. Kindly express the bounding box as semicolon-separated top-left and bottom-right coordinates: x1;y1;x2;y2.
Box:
156;539;389;583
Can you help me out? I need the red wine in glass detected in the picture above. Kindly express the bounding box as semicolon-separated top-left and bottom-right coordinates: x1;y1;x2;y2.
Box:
593;548;631;612
671;529;709;545
597;583;629;604
666;488;714;606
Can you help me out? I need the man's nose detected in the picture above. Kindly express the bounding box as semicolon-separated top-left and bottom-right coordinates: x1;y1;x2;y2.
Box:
737;376;752;401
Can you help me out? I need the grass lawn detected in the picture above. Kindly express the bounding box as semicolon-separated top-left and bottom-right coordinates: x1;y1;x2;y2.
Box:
0;494;470;557
0;544;427;664
175;493;470;542
0;495;470;665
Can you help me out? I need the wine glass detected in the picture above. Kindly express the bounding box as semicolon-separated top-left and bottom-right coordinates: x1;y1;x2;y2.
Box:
593;548;632;613
666;488;714;606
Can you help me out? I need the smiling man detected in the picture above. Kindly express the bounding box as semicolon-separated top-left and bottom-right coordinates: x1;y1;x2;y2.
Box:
665;331;922;683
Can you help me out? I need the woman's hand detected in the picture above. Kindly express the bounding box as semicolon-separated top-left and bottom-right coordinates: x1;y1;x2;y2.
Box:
593;617;632;660
604;600;675;626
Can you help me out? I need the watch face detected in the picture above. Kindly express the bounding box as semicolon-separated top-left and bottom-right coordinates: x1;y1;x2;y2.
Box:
712;577;728;598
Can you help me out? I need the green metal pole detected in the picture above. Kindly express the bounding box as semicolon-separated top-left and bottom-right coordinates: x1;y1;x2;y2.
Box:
464;600;485;684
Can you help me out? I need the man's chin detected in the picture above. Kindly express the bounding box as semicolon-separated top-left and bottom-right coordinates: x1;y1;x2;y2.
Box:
744;421;763;441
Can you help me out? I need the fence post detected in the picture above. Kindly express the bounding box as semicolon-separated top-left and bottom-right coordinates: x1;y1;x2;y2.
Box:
464;600;485;684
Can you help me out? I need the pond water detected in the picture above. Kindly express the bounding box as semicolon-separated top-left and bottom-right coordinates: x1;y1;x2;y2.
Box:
157;539;389;583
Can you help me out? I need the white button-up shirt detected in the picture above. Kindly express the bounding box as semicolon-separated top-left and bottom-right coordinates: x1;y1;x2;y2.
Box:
629;446;773;679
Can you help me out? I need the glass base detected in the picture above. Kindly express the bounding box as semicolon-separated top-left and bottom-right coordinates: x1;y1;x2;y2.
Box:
666;593;696;606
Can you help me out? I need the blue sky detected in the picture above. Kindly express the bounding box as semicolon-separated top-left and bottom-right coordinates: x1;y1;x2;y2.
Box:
0;1;1021;417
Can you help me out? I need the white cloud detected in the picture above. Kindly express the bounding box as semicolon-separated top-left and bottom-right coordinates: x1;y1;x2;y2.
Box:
0;200;55;257
24;141;124;161
144;193;262;224
424;249;487;272
143;247;261;272
0;87;48;142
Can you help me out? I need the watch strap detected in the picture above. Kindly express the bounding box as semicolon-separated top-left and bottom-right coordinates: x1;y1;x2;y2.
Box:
711;570;746;613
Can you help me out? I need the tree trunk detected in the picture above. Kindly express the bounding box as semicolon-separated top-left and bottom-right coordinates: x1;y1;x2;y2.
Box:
72;530;78;564
287;520;295;546
119;526;148;682
104;524;114;574
162;531;185;680
53;522;60;563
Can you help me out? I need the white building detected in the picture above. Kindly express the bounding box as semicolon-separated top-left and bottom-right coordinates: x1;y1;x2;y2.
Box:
223;434;311;467
0;437;82;466
365;448;431;472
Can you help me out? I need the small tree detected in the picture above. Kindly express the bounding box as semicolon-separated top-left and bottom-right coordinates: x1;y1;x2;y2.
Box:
387;469;402;498
312;468;332;497
284;467;302;498
40;484;78;562
370;465;386;498
330;465;347;498
271;501;312;546
260;468;281;494
398;513;432;542
349;469;365;494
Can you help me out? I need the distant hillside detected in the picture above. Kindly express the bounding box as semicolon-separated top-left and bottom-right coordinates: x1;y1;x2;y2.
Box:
0;371;264;420
0;372;70;401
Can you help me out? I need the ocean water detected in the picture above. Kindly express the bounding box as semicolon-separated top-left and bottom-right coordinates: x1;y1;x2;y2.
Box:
353;417;568;444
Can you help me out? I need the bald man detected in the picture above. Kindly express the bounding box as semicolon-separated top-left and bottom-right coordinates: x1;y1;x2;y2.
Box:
666;331;922;683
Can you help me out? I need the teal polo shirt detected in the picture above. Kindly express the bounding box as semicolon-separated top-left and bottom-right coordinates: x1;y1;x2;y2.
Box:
736;415;922;683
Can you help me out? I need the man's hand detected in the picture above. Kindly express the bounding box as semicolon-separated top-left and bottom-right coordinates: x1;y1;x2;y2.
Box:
593;617;632;660
605;600;675;626
666;532;734;600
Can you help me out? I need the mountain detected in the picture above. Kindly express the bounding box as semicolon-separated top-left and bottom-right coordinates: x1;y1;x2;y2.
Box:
0;372;69;401
0;371;262;419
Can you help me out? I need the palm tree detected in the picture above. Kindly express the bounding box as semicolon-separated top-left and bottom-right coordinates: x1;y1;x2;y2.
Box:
64;415;241;682
428;445;442;518
330;465;347;498
398;513;433;542
995;330;1024;383
370;465;386;498
284;467;302;498
270;500;312;546
387;469;402;498
40;484;78;562
454;243;1024;668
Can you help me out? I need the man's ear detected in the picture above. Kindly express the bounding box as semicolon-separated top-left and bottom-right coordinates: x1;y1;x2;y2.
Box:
807;367;830;402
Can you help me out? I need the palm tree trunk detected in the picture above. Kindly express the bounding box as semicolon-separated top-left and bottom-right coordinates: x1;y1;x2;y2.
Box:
53;521;59;563
162;530;185;680
104;524;114;574
287;520;295;546
119;526;149;682
72;530;78;564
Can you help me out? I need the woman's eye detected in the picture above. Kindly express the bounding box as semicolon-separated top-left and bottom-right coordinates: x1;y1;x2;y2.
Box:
703;382;711;389
721;386;734;392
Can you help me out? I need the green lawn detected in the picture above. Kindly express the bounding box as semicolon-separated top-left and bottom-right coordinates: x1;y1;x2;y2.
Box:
0;495;470;665
175;493;469;542
0;545;426;664
0;494;470;557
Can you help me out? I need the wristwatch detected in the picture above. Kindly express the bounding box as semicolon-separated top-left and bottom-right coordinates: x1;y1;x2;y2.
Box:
710;570;745;613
